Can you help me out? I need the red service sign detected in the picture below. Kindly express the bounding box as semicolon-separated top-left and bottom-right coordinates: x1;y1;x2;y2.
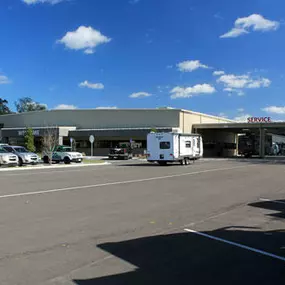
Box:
247;117;271;123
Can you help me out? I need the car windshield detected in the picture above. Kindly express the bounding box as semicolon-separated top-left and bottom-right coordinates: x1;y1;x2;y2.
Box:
14;147;29;153
0;147;7;153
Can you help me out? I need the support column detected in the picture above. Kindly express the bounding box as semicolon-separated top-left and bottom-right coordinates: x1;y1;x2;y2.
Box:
58;136;63;145
259;127;265;158
235;134;239;156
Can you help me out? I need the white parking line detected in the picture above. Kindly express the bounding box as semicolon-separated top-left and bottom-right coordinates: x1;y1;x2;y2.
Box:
0;165;252;200
259;198;285;205
0;167;110;177
0;162;110;173
184;228;285;262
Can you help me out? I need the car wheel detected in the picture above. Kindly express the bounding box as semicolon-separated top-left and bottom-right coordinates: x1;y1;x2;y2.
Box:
18;158;23;167
64;157;71;164
184;158;190;165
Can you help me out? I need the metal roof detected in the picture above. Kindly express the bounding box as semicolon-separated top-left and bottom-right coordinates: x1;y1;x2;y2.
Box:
193;122;285;134
73;127;173;131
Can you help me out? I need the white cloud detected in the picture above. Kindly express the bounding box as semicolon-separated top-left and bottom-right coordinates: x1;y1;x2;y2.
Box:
223;88;245;96
170;84;216;99
221;28;248;38
84;48;95;55
57;26;111;54
79;81;104;90
177;60;209;72
0;75;11;84
218;112;228;118
23;0;64;4
129;92;152;98
213;70;225;76
221;14;279;38
96;106;118;109
54;104;77;110
217;74;271;93
262;106;285;114
218;74;251;88
247;78;271;88
237;108;244;113
234;114;251;122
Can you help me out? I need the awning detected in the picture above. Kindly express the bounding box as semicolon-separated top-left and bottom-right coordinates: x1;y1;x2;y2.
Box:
69;127;174;138
0;126;76;138
1;127;59;137
193;122;285;135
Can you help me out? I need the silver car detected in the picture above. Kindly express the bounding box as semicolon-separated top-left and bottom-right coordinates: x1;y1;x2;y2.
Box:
0;147;18;166
2;146;39;166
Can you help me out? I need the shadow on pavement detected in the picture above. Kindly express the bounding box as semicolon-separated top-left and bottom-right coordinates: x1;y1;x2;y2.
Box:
249;200;285;219
117;158;285;167
226;157;285;165
73;226;285;285
117;163;182;167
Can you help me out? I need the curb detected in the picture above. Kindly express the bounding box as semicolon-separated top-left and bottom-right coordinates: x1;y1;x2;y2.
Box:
0;162;111;172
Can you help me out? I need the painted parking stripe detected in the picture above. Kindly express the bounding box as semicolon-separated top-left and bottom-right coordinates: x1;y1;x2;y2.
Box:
0;165;252;200
184;228;285;262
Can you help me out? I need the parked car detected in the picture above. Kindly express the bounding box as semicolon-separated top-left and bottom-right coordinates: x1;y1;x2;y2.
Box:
0;146;19;166
108;143;133;160
2;145;40;166
43;145;83;164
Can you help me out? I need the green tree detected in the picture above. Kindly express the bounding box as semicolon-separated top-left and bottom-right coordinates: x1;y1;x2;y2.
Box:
15;97;47;113
24;128;36;153
0;98;11;115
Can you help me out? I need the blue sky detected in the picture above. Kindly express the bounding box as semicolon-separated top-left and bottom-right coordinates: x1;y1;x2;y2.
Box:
1;0;285;120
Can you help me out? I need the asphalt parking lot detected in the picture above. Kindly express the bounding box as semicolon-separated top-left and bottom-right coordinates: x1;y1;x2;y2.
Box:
0;159;285;284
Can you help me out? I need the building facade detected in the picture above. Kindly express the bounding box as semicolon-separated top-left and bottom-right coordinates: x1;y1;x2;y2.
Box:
0;108;233;155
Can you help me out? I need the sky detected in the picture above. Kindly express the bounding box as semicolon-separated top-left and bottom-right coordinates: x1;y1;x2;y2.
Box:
1;0;285;121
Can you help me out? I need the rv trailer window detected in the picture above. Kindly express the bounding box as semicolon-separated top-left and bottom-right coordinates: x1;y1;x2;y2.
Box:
185;141;191;148
160;141;170;149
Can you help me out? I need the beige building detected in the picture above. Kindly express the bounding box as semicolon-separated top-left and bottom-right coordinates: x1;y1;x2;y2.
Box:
0;108;234;155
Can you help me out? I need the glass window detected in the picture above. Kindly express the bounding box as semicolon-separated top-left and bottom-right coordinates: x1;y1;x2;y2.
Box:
3;146;14;152
160;141;170;149
0;147;7;153
185;141;191;148
14;147;28;153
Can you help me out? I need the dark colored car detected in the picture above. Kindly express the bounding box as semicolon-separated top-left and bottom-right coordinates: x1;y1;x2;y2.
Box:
108;147;133;160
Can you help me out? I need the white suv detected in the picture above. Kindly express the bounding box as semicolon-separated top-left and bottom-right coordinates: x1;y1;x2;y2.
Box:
0;147;18;166
43;146;83;164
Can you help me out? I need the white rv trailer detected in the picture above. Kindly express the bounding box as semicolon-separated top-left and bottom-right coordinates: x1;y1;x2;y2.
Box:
147;132;203;165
